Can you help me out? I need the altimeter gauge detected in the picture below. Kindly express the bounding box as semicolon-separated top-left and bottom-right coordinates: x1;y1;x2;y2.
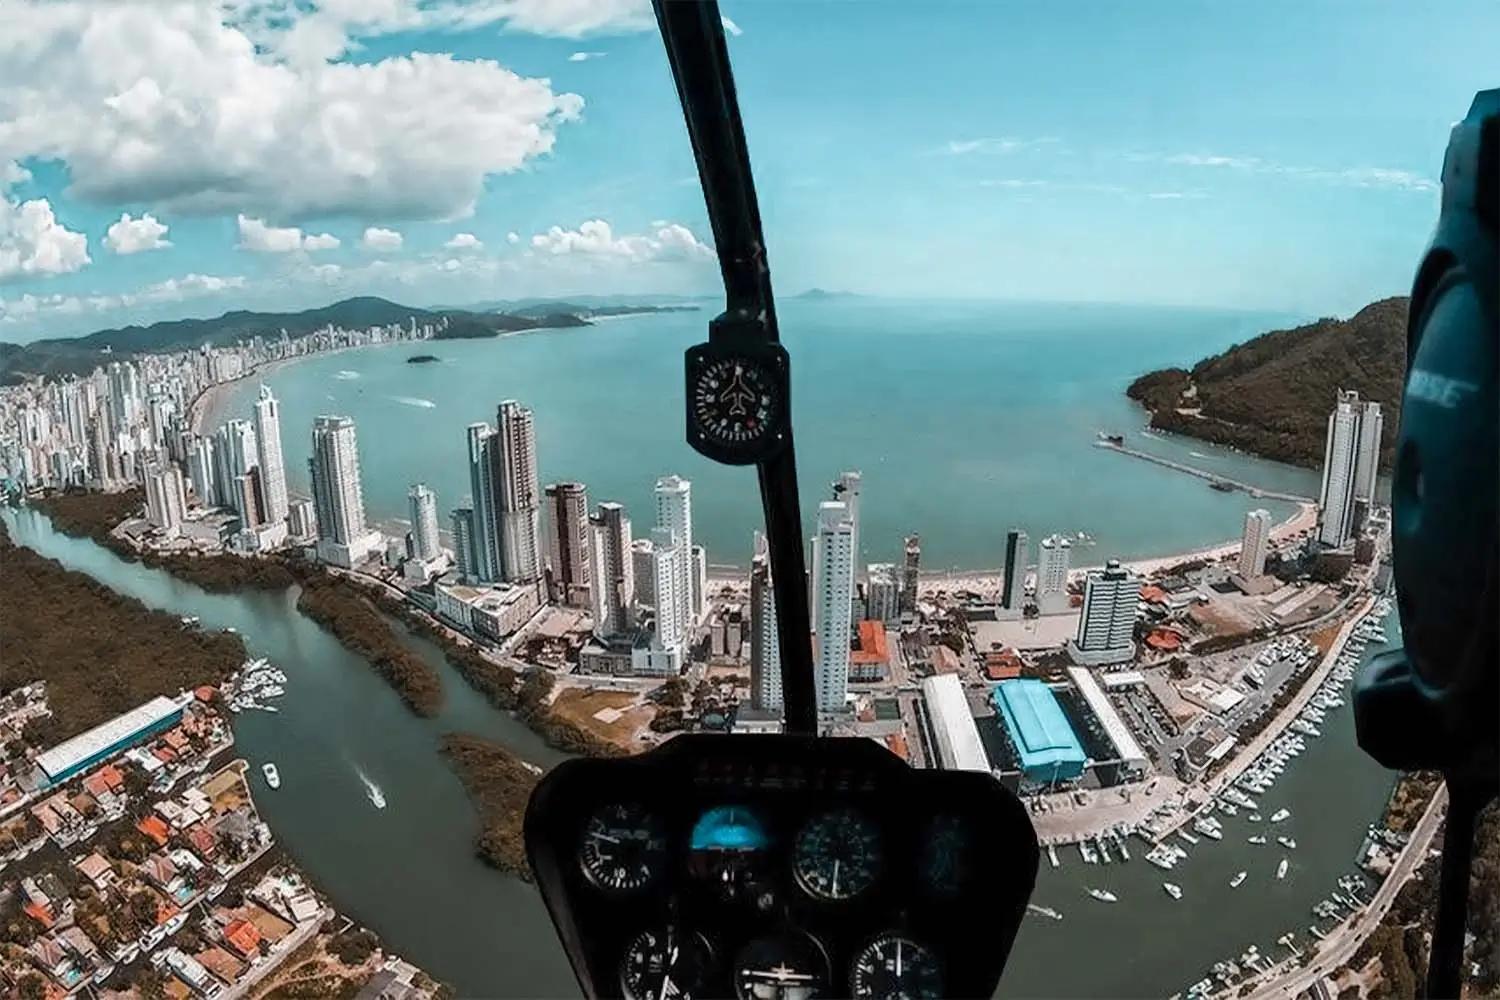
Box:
578;802;668;893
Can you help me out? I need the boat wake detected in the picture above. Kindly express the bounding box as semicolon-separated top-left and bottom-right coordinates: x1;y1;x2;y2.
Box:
357;768;387;809
390;395;438;409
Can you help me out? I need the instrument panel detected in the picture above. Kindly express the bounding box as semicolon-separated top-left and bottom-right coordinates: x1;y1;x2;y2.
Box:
525;734;1038;999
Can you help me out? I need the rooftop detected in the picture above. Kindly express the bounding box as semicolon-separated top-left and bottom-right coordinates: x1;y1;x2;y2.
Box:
991;679;1087;772
34;694;186;780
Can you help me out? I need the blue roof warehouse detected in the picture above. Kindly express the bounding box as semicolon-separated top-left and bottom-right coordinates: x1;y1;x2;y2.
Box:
991;679;1088;785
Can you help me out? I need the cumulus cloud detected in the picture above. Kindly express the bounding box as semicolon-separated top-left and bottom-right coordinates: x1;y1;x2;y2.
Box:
444;232;483;250
0;3;585;222
103;213;172;254
530;219;712;262
0;197;90;282
568;51;606;62
507;231;521;245
1;271;243;324
237;215;337;252
361;227;404;251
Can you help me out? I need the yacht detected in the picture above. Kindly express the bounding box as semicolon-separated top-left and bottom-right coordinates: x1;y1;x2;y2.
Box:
1248;813;1263;822
1276;858;1289;880
1179;831;1200;846
1163;882;1183;900
1248;835;1268;845
261;762;281;789
361;772;387;809
1229;871;1248;889
1278;836;1297;850
1270;808;1291;823
1086;888;1118;903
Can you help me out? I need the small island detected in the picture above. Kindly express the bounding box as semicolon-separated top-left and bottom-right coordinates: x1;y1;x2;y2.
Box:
440;734;541;879
407;354;441;364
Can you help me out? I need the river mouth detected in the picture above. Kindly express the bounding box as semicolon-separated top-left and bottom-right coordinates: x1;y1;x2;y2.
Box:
2;506;1396;998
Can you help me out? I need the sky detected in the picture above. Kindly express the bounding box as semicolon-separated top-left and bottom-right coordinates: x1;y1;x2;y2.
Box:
0;0;1496;343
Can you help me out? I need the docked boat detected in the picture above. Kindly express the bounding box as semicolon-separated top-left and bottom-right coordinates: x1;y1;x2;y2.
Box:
1248;813;1263;822
1276;858;1289;880
1163;882;1183;900
1270;808;1291;823
262;762;281;789
1179;831;1200;845
1229;871;1247;889
1278;836;1297;849
1086;888;1118;903
1248;835;1268;845
180;615;199;626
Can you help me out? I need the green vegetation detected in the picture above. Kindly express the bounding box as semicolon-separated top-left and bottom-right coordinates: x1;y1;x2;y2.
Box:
1126;297;1406;470
439;733;541;879
0;519;245;741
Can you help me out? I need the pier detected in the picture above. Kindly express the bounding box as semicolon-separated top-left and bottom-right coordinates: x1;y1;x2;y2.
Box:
1094;440;1314;503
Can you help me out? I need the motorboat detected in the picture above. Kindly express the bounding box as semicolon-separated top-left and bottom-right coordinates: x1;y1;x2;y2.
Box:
1163;882;1183;900
1087;888;1118;903
1276;858;1289;880
1270;808;1291;823
1278;836;1297;849
262;762;281;789
1230;871;1247;889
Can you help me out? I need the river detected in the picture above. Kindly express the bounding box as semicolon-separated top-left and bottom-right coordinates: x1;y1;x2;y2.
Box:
2;507;1398;997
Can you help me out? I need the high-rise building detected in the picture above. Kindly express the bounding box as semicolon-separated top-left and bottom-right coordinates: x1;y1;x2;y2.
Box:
186;435;216;505
308;415;381;567
649;526;687;656
749;532;782;711
451;507;477;582
899;534;921;616
814;501;855;712
288;497;317;541
692;545;708;622
588;502;634;638
1000;528;1028;615
1068;559;1139;666
494;400;541;583
631;537;657;612
1239;509;1273;579
466;423;501;582
252;385;289;523
1352;399;1384;505
1318;390;1363;548
865;563;900;623
232;468;265;529
408;483;441;561
832;470;862;568
1036;534;1072;615
655;475;699;624
215;419;257;510
545;481;591;606
144;463;187;537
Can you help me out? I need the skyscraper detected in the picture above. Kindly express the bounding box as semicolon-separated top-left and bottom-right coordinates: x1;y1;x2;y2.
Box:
1239;509;1272;579
252;385;289;523
655;475;699;624
749;532;782;711
408;483;441;561
1068;559;1139;666
1000;528;1028;615
451;507;476;582
308;415;380;567
186;435;216;505
631;537;656;612
1036;534;1072;614
232;469;265;529
814;501;855;712
495;400;541;583
466;423;501;582
899;534;921;616
865;563;900;623
1318;390;1362;548
588;502;634;638
545;481;591;606
144;463;187;537
215;419;257;510
649;526;687;656
832;469;862;568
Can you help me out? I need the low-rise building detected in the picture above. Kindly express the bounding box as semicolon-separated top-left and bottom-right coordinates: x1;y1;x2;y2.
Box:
434;576;539;641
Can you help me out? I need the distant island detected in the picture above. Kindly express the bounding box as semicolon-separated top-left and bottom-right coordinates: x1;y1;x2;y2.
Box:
407;354;440;364
506;301;699;320
1126;296;1406;470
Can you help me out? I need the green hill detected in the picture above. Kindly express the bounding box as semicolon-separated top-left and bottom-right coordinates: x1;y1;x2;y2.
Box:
1126;297;1407;469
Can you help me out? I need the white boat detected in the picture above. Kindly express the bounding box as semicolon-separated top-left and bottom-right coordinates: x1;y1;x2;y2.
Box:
1086;888;1118;903
1270;808;1291;823
1179;831;1200;845
261;762;281;789
1230;871;1247;889
1163;882;1183;900
1278;836;1297;849
180;616;199;626
1248;813;1263;822
1276;859;1289;880
360;771;386;809
1027;904;1064;921
1248;835;1268;845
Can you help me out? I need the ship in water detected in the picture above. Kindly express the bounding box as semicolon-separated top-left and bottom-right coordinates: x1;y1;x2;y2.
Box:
1278;836;1297;849
1027;904;1064;921
1163;882;1183;900
359;770;386;809
1276;858;1289;880
1270;808;1291;823
1229;871;1247;889
1248;835;1268;845
1086;888;1118;903
261;762;281;789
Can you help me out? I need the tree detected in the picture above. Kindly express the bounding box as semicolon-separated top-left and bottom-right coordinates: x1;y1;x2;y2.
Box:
17;973;46;1000
129;890;158;927
135;967;168;1000
1167;658;1190;680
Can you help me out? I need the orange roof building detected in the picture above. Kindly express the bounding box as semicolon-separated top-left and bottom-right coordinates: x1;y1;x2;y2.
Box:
137;815;171;847
850;621;890;682
1145;627;1185;652
222;918;262;959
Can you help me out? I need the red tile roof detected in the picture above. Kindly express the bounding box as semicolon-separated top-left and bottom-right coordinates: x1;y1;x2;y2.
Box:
222;918;262;958
137;815;171;846
850;620;889;665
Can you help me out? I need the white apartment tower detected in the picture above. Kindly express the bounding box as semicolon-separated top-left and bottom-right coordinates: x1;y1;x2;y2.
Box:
545;481;592;606
451;507;476;582
649;526;687;655
1036;534;1073;615
1353;399;1384;505
252;385;290;523
1239;508;1273;579
144;463;187;538
588;502;634;638
750;533;782;711
1068;559;1139;666
813;501;855;712
466;423;501;582
655;475;699;625
832;469;862;568
215;419;257;510
1318;390;1365;548
186;436;216;505
308;415;380;567
865;563;900;623
408;483;441;561
495;400;542;583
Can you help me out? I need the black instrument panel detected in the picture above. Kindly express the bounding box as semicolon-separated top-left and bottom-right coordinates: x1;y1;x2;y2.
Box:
525;735;1038;999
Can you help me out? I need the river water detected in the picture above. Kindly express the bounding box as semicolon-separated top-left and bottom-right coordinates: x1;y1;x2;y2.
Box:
3;507;1398;997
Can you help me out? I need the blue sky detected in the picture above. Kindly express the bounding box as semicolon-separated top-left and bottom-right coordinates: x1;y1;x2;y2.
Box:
0;1;1495;342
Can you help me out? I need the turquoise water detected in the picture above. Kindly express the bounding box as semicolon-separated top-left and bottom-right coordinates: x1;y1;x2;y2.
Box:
211;299;1319;571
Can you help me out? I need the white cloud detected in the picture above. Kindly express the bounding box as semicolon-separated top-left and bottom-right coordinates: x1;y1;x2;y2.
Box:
1156;152;1437;192
507;231;521;245
721;15;742;36
1;271;243;324
941;137;1058;156
361;226;404;251
103;213;172;254
137;272;246;303
237;215;337;252
0;4;585;222
568;50;606;62
530;219;712;262
0;197;90;282
445;232;484;250
2;162;32;189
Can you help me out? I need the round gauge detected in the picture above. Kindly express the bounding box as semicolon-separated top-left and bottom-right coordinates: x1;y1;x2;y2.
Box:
792;808;882;901
690;356;781;449
849;934;943;1000
733;931;830;1000
918;815;969;896
619;927;714;1000
579;802;668;893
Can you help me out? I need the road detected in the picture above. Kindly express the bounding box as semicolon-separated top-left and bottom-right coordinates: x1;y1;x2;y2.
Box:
1233;784;1448;1000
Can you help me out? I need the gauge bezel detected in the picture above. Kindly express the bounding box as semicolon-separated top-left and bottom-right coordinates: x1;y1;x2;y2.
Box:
578;801;668;894
848;933;944;1000
790;806;884;902
683;338;791;466
731;930;831;1000
618;927;715;1000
